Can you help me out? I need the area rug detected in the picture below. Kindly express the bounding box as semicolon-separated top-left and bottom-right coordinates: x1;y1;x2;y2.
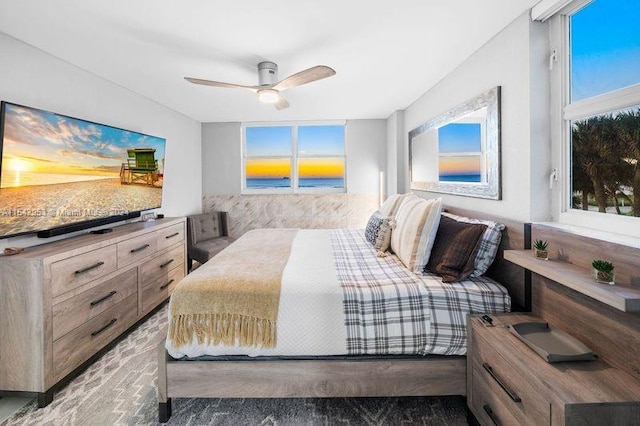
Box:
1;304;469;426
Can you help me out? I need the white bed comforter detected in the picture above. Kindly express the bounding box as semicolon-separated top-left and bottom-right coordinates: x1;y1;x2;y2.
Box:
166;229;510;358
167;229;347;358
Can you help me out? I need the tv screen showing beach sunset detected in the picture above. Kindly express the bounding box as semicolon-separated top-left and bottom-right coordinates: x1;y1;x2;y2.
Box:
0;102;165;238
438;123;482;183
245;125;345;189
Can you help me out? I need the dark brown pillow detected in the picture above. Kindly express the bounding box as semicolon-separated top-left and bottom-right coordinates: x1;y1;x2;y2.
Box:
426;216;487;283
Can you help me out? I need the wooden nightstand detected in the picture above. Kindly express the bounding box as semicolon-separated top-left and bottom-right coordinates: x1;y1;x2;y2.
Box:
467;313;640;425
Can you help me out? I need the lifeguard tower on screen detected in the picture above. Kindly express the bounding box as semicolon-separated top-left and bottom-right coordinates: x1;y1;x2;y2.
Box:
119;148;162;186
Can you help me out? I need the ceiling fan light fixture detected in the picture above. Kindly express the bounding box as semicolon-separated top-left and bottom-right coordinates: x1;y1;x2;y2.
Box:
258;89;279;104
186;63;335;110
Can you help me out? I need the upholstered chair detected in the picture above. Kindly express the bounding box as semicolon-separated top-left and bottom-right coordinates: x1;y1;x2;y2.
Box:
186;211;235;271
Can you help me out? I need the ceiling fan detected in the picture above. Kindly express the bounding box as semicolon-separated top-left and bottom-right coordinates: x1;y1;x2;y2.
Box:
185;61;336;110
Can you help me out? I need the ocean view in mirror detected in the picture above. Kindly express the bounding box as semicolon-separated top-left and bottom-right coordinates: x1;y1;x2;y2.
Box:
247;178;344;189
439;174;482;183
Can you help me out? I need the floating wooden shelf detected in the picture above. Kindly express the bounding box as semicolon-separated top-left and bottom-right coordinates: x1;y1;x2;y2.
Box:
504;249;640;313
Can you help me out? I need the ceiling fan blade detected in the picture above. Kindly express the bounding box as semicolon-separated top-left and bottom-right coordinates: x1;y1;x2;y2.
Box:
273;65;336;91
274;95;289;110
184;77;258;92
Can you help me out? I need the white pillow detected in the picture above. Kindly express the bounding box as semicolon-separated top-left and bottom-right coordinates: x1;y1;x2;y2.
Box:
379;193;416;217
391;197;442;273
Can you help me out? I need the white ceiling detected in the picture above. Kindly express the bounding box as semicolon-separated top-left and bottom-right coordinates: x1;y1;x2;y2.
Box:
0;0;539;123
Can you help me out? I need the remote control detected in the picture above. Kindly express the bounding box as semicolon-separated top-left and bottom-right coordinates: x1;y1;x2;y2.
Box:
90;228;113;234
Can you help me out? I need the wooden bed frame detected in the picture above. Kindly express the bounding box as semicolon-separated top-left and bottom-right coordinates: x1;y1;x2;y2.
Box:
157;207;527;423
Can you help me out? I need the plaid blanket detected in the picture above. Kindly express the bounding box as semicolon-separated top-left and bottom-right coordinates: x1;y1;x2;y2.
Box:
331;229;510;355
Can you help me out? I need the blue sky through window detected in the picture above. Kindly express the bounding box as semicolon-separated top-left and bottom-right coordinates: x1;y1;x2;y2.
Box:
438;123;481;153
298;125;345;156
571;0;640;101
245;126;292;156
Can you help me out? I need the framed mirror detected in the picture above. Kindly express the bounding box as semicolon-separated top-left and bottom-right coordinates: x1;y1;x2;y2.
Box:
409;86;501;199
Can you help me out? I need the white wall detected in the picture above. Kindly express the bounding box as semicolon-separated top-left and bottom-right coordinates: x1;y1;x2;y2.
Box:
0;32;202;250
202;122;242;195
385;110;404;196
201;119;387;196
345;120;386;195
401;13;550;222
528;21;552;221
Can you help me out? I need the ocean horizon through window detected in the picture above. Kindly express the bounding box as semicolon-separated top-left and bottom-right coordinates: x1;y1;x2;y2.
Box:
243;123;345;192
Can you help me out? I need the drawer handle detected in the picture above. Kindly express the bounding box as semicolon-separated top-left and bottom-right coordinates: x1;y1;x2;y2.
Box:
483;363;521;402
90;290;117;307
91;318;117;337
483;404;500;426
165;232;180;239
75;261;105;275
160;279;175;290
130;244;150;254
160;259;175;268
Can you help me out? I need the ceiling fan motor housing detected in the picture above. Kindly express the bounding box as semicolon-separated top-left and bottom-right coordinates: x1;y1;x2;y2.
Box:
258;61;278;86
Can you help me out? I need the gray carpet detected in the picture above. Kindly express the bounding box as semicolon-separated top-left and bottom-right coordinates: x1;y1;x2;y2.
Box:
1;304;469;426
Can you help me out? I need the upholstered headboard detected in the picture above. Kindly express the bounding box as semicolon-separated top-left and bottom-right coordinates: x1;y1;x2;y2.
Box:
444;206;529;311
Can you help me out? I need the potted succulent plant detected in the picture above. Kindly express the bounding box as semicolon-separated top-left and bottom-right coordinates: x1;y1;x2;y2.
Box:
592;259;615;285
533;239;549;260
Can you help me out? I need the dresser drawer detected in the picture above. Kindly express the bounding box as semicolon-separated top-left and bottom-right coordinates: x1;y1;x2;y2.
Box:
52;293;138;379
470;362;524;426
51;245;118;298
141;265;184;313
139;245;184;287
117;232;158;268
52;268;138;340
472;330;550;425
156;223;185;251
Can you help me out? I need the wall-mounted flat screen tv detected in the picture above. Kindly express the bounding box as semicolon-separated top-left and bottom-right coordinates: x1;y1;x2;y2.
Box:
0;102;166;239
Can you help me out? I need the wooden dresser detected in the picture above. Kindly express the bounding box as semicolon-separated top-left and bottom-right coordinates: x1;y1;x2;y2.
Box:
467;313;640;425
0;217;186;406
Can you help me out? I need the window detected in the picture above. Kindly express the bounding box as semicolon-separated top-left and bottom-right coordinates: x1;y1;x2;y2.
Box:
569;1;640;102
244;126;293;190
550;0;640;233
437;115;486;183
242;122;345;192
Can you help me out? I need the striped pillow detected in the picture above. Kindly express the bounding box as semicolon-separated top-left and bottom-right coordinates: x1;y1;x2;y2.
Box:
379;193;417;217
391;197;442;273
441;212;505;277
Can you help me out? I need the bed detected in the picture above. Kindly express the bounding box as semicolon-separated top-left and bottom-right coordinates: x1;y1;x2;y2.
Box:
157;204;526;422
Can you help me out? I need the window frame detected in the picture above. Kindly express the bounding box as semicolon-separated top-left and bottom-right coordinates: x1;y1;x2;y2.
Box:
241;120;347;194
549;0;640;237
436;118;487;185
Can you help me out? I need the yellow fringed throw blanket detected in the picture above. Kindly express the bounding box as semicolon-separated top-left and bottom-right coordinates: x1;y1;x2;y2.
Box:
168;228;298;349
